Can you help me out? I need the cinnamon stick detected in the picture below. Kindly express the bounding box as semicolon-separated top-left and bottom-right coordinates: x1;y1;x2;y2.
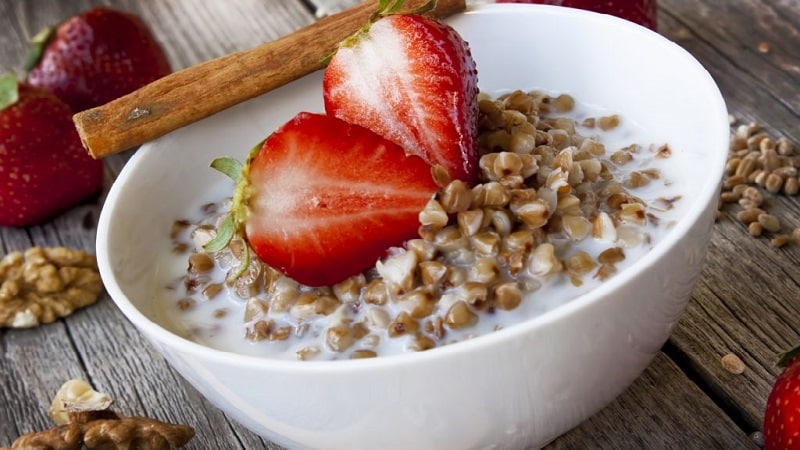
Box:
73;0;467;159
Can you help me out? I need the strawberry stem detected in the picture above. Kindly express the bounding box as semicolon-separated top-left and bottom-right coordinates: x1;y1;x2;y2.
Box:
777;344;800;367
0;73;19;111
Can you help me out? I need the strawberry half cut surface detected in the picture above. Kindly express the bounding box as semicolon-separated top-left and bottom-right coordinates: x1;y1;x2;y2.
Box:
209;112;439;287
323;10;479;185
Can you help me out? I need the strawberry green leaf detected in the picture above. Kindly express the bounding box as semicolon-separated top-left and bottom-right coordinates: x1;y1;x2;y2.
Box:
204;214;235;253
385;0;405;14
23;26;55;74
0;73;19;110
0;73;19;111
320;51;335;66
210;157;243;182
228;243;251;281
375;0;435;16
777;344;800;368
402;0;436;15
377;0;396;13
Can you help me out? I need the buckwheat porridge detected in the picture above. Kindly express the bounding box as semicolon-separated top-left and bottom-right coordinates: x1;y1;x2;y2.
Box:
156;89;685;361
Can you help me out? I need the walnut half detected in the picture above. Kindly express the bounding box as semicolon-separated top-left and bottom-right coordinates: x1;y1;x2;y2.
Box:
4;379;194;450
0;247;104;328
8;418;195;450
7;418;195;450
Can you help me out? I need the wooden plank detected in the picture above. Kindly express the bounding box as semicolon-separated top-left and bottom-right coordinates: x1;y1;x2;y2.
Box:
662;0;800;136
0;1;315;449
658;0;800;434
64;299;280;449
548;353;757;449
0;324;88;441
2;0;798;448
0;0;315;74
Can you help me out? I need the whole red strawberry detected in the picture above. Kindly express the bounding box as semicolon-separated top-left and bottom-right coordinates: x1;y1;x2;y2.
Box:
0;75;104;227
25;7;171;112
207;112;439;287
764;345;800;449
323;5;479;185
496;0;658;30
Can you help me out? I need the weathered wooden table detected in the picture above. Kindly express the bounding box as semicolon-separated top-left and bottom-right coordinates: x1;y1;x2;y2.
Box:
1;0;797;448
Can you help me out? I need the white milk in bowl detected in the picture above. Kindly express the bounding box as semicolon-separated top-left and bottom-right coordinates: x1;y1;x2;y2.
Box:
153;90;689;361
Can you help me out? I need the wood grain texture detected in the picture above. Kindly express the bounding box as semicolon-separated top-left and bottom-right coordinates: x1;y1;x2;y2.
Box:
0;2;316;449
548;353;756;449
1;0;798;448
659;0;800;436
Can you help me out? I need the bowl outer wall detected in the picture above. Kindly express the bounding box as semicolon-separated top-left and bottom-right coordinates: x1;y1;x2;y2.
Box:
96;4;729;449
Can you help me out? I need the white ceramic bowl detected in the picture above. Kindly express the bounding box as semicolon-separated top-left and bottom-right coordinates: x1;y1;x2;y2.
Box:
97;4;728;449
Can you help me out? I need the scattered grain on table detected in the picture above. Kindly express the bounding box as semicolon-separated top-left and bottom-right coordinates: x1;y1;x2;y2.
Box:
721;352;746;375
720;120;800;247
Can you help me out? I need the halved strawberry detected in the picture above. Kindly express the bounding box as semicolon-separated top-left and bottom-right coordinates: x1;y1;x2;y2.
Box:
208;112;439;287
323;5;479;185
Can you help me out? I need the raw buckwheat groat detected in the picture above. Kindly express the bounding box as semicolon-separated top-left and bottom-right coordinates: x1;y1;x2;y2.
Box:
160;90;686;361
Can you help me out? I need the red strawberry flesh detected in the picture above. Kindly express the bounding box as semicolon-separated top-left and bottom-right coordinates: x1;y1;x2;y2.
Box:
323;14;479;185
244;112;438;287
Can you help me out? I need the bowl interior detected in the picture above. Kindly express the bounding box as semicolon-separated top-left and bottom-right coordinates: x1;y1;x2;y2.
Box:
97;4;728;365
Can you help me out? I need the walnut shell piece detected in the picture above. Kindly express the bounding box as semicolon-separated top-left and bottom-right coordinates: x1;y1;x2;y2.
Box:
0;247;104;328
49;380;114;426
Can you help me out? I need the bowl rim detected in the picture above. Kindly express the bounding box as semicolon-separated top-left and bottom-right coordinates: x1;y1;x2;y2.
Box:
96;3;729;372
